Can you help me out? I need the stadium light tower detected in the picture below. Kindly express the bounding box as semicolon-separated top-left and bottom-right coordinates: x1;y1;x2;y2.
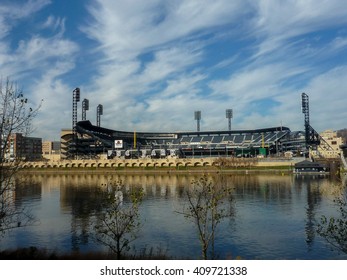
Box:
72;88;80;159
82;98;89;121
72;88;80;130
97;104;103;127
226;109;233;131
301;92;320;153
194;110;201;132
301;92;310;150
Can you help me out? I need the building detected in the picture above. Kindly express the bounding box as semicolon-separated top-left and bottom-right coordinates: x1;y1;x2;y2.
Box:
294;160;329;173
60;129;73;159
317;130;343;158
6;133;42;161
42;140;60;155
60;120;296;159
42;140;61;161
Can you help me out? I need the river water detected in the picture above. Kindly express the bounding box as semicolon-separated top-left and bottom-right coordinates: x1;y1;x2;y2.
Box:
1;172;346;260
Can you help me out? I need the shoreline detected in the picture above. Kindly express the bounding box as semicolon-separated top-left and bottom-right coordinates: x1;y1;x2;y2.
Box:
18;166;295;175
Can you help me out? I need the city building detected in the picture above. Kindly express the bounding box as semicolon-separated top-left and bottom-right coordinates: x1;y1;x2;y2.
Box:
317;130;343;158
6;133;42;161
294;160;329;173
42;140;61;161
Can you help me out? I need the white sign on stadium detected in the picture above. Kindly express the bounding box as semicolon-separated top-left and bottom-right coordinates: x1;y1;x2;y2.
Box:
114;140;123;148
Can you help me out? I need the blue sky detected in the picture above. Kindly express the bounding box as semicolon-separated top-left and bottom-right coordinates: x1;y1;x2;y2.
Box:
1;0;347;140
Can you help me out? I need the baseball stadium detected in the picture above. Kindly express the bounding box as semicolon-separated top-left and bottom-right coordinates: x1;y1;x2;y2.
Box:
61;89;320;160
58;88;347;172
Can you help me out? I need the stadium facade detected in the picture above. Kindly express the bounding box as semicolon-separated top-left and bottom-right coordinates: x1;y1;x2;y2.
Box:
60;88;316;160
61;120;306;159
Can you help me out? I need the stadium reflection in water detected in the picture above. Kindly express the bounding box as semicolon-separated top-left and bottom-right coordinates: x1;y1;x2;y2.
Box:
2;173;347;259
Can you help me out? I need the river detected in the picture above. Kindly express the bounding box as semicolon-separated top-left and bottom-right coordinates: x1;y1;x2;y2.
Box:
1;172;346;259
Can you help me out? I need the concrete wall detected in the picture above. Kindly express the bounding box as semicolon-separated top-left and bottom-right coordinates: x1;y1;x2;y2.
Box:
20;157;297;169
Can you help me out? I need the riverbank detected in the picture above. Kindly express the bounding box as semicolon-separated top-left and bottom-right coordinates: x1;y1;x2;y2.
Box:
18;156;301;170
18;165;295;175
17;156;301;175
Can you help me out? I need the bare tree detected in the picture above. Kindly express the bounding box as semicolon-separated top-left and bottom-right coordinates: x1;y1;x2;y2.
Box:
177;175;234;260
317;185;347;254
0;78;41;237
94;180;144;259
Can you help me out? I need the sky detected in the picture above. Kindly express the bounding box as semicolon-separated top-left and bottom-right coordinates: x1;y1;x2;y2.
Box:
1;0;347;140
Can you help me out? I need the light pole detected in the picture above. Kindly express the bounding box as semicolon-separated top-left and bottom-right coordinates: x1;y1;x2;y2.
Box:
72;88;80;131
72;88;80;159
97;104;103;127
82;98;89;121
226;109;233;131
301;93;310;152
194;110;201;132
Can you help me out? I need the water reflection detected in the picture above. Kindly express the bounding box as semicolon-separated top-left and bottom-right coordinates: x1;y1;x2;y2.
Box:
1;172;346;259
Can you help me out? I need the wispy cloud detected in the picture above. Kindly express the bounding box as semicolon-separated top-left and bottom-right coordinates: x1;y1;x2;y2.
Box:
41;15;66;35
0;0;51;38
77;0;347;134
1;0;347;139
0;1;79;139
250;0;347;58
83;0;248;58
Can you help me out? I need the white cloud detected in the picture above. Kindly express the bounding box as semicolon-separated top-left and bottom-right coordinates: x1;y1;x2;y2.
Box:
301;66;347;131
83;0;248;58
160;73;207;98
2;0;347;140
75;0;347;136
251;0;347;57
16;36;78;63
0;0;51;39
0;0;76;82
330;36;347;52
78;0;251;132
209;63;307;103
0;1;79;140
139;46;202;85
26;60;77;140
41;15;66;35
